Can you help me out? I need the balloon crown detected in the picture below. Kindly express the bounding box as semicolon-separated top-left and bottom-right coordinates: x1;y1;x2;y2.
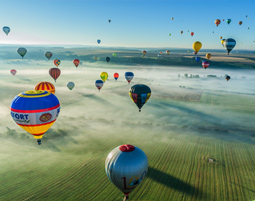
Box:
119;144;135;152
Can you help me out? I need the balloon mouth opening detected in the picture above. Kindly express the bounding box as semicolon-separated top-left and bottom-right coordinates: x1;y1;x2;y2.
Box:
119;144;135;152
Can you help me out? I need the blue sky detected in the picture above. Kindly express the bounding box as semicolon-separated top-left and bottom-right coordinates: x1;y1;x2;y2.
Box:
0;0;254;49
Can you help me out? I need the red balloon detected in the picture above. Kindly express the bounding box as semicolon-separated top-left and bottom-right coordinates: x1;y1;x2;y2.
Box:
202;61;209;69
114;73;119;81
73;59;80;67
49;68;61;82
10;69;17;76
191;32;194;36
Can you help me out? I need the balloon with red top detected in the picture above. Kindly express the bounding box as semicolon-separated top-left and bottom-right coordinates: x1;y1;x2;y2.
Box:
73;59;80;68
10;69;17;76
202;61;209;69
114;73;119;81
105;144;148;201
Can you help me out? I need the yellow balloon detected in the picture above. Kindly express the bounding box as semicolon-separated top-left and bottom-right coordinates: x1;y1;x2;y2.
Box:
192;41;202;54
206;53;211;60
100;72;108;82
220;36;222;39
221;39;225;46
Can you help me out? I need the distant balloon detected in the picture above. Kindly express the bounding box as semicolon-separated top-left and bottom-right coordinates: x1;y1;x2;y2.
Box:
106;57;110;63
225;75;231;81
97;39;101;44
3;26;10;35
10;90;60;145
54;59;61;67
248;27;250;29
195;57;200;62
73;59;80;68
192;41;202;55
191;32;194;36
45;51;53;60
239;21;243;25
142;50;147;57
93;56;99;60
95;80;104;91
108;19;111;23
35;82;55;94
49;68;61;82
223;38;236;55
166;50;170;55
202;61;209;69
206;53;211;60
125;72;134;84
17;47;27;58
172;17;174;20
105;144;148;201
227;19;231;24
112;53;117;57
221;39;225;46
181;31;183;34
100;72;108;82
129;84;151;112
215;19;221;26
10;69;17;76
169;33;171;36
114;73;119;81
67;82;75;90
220;36;222;39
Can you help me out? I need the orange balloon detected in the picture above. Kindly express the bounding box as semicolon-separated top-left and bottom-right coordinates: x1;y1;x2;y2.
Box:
35;82;55;94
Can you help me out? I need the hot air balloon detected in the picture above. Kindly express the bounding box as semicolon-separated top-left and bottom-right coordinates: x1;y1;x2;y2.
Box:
45;51;53;60
202;61;209;69
10;69;17;76
67;82;75;90
112;53;117;57
192;41;202;55
191;32;194;36
93;56;99;60
248;27;250;29
10;90;60;145
108;19;111;23
206;53;211;60
172;17;174;20
129;84;151;112
187;50;191;53
215;19;221;26
114;73;119;81
239;21;242;25
125;72;134;84
3;26;10;35
49;68;61;82
221;39;225;46
17;47;27;58
225;75;231;81
97;39;101;44
158;52;162;57
54;59;61;67
223;38;236;55
142;50;147;57
169;33;171;36
166;50;170;55
35;82;55;94
95;80;104;91
220;36;222;39
181;31;183;34
106;57;110;63
106;145;148;201
246;15;248;18
227;19;231;24
195;57;200;62
73;59;80;68
100;72;108;82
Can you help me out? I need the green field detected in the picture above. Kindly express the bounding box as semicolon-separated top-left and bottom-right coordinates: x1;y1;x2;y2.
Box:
0;50;255;201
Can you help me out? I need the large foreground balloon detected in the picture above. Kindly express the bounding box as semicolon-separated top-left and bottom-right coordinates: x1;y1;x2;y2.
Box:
106;57;110;63
192;41;202;55
202;61;209;69
215;19;221;26
73;59;80;68
3;26;10;35
125;72;134;84
67;82;75;90
10;69;17;76
35;82;55;94
95;80;104;91
49;68;61;82
129;84;151;112
54;59;61;67
206;53;211;60
114;73;119;81
105;144;148;201
10;90;60;145
17;47;27;58
45;51;53;60
100;72;108;82
223;38;236;55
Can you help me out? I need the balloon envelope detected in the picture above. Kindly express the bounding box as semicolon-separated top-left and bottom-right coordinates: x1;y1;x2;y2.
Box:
223;38;236;55
166;50;170;55
125;72;134;84
225;75;231;81
227;19;231;24
215;19;221;26
10;69;17;76
106;57;110;63
191;32;194;36
97;39;101;44
100;72;108;82
202;61;209;69
67;82;75;90
114;73;119;81
206;53;211;60
49;68;61;82
17;47;27;58
73;59;80;67
35;82;55;94
195;57;200;62
192;41;202;54
45;51;53;60
95;80;104;90
54;59;61;67
10;90;60;140
3;26;10;35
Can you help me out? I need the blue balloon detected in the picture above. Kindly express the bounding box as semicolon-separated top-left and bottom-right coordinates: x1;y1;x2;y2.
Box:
97;39;101;44
195;57;200;62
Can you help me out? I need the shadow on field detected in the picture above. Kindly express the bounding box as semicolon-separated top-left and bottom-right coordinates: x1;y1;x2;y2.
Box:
147;167;206;199
229;181;255;193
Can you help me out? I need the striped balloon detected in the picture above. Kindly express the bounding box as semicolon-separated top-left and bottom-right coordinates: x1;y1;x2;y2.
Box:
35;82;55;94
95;80;104;91
202;61;209;69
10;90;60;144
223;38;236;55
49;68;61;82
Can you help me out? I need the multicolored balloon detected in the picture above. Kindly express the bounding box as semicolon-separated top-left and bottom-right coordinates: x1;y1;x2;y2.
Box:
106;57;110;63
35;82;55;94
105;144;148;201
67;82;75;90
10;90;60;145
54;59;61;67
202;61;209;69
17;47;27;58
45;51;53;60
166;50;170;55
192;41;202;55
125;72;134;84
95;80;104;91
114;73;119;81
227;19;231;24
73;59;80;68
129;84;151;112
215;19;221;26
3;26;10;35
223;38;236;55
225;75;231;81
10;69;17;76
100;72;108;82
49;68;61;82
239;21;242;25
